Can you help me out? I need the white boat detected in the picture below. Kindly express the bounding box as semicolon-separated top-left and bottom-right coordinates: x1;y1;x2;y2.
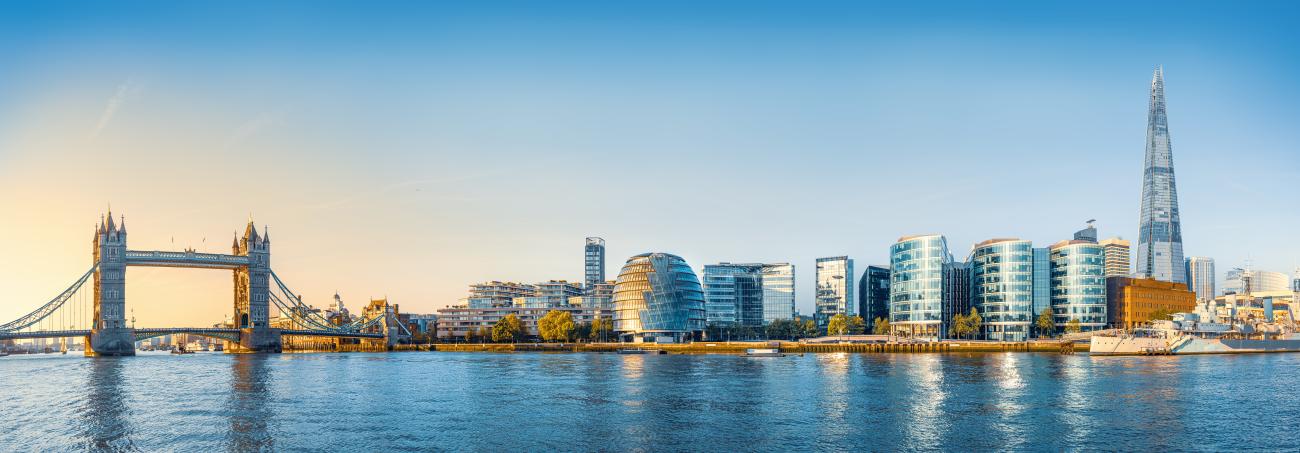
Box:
744;348;785;357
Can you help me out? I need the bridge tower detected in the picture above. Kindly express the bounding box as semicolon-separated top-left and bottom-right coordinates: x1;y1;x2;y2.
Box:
229;219;281;352
87;210;135;356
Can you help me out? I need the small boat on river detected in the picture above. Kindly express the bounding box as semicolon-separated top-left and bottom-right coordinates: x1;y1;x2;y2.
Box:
744;348;786;357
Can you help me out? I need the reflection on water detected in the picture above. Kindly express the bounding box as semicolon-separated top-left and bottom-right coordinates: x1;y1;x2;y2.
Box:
81;358;136;452
3;352;1300;451
227;355;273;451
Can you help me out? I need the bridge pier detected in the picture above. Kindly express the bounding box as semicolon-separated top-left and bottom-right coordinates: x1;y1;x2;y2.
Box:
227;328;282;353
85;328;136;357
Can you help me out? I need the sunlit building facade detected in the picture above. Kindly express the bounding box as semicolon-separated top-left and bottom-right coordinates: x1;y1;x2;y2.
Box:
1050;240;1107;331
1136;67;1186;284
585;237;606;290
760;263;796;324
1184;257;1215;301
814;256;854;331
703;263;765;327
1099;237;1131;277
1224;268;1291;295
970;239;1034;341
613;253;706;343
890;235;951;339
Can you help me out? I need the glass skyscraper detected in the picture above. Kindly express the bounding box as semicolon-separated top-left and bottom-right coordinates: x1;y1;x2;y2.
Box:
857;265;890;325
1136;66;1186;284
814;256;854;331
584;237;606;291
890;235;950;339
702;263;764;327
970;239;1034;341
1184;257;1216;301
1050;240;1107;331
613;253;706;342
760;263;796;324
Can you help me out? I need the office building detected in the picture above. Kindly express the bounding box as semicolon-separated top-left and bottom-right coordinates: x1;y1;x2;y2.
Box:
857;265;890;325
1224;268;1291;295
1106;277;1197;329
702;263;765;327
890;235;951;339
1032;247;1052;318
1136;66;1187;283
585;237;606;291
1184;257;1216;301
1049;240;1107;331
1099;237;1131;277
970;239;1034;341
942;261;972;339
760;263;796;324
613;253;706;343
814;256;855;331
1073;221;1098;243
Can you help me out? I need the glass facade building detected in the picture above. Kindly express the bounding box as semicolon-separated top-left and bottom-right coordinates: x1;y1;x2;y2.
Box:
1050;240;1107;331
970;239;1034;341
1224;268;1290;295
1032;247;1052;319
814;256;854;331
857;265;890;325
941;261;972;339
1136;67;1186;284
613;253;706;342
584;237;606;291
702;263;765;327
760;263;796;324
1184;257;1215;301
890;235;950;339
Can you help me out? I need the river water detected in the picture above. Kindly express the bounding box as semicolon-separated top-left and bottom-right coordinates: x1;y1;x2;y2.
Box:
1;351;1296;452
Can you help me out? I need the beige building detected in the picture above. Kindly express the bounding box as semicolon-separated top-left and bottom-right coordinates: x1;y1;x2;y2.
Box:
1099;237;1130;278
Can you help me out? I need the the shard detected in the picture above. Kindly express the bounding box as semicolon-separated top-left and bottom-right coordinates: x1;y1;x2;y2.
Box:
1136;66;1186;283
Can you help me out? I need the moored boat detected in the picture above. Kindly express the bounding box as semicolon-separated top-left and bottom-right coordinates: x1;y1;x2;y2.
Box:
744;348;785;357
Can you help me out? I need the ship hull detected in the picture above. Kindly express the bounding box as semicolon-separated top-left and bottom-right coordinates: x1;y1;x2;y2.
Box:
1091;335;1300;355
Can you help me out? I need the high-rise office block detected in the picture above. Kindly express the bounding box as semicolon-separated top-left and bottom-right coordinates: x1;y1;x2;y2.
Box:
1136;67;1186;283
702;263;765;327
814;256;854;331
890;235;951;339
970;239;1034;341
941;261;972;339
1099;237;1131;278
760;263;796;324
857;265;890;325
1050;240;1107;331
1032;247;1052;319
1184;257;1216;301
584;237;606;291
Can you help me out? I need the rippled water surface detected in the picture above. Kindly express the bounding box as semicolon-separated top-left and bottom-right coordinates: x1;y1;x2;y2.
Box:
2;351;1298;451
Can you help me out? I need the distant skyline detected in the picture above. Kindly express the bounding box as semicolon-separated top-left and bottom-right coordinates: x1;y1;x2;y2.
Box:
2;1;1298;326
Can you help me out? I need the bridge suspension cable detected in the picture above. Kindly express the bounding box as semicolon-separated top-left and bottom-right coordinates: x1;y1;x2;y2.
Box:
0;267;96;333
268;271;386;333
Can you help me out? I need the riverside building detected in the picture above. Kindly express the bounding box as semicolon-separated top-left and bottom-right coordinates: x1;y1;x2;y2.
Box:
857;265;890;325
613;253;706;343
1184;257;1216;301
759;263;796;324
1224;268;1292;295
1099;237;1131;277
814;256;855;331
969;239;1034;341
1106;277;1196;329
585;237;606;290
890;235;950;339
1050;240;1108;331
435;306;612;340
703;263;765;327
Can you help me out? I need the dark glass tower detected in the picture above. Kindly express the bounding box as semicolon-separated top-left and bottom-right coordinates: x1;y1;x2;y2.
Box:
1136;66;1186;283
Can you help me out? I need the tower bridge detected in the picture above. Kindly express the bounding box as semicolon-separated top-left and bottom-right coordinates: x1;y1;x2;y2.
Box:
0;210;407;356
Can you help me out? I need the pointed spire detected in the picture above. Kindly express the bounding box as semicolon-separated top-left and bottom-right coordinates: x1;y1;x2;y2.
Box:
106;210;116;233
262;225;270;244
119;214;126;234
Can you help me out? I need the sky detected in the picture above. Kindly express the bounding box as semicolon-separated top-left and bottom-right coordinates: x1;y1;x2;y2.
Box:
1;1;1298;327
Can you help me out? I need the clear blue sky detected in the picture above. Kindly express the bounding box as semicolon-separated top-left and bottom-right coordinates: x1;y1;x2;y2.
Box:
1;1;1297;323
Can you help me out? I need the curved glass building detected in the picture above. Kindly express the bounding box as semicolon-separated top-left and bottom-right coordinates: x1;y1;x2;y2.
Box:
889;235;950;339
1049;240;1107;331
613;253;706;343
969;239;1034;341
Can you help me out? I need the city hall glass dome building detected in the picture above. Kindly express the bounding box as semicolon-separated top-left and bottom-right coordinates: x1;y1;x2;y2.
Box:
613;253;706;343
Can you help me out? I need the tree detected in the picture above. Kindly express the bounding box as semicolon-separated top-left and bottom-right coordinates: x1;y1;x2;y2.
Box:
463;328;474;343
1065;318;1082;334
492;314;525;343
948;313;967;339
538;310;575;342
827;314;849;336
766;319;795;340
573;322;592;341
847;316;866;335
477;326;491;343
1036;308;1055;338
590;317;612;342
1147;308;1176;323
873;317;891;336
966;307;982;340
800;319;819;339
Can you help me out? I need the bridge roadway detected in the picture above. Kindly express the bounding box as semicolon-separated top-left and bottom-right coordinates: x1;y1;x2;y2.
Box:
0;328;384;341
